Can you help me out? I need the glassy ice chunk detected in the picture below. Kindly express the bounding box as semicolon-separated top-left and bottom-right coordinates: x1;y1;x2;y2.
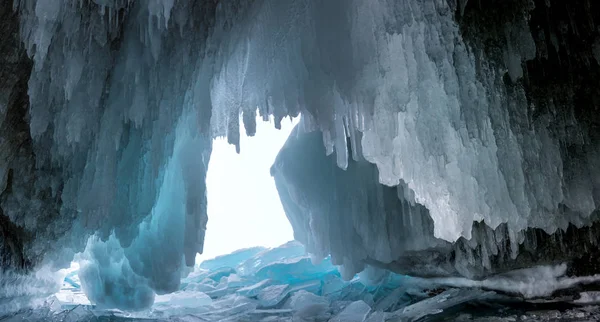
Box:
200;247;267;271
258;284;290;308
238;241;307;276
153;290;212;311
219;274;253;289
207;268;236;282
255;257;336;284
322;275;348;296
200;296;258;320
237;279;274;297
286;290;330;321
330;300;371;322
288;280;322;294
248;309;294;320
183;281;217;293
61;305;93;322
390;289;494;321
365;311;386;322
373;287;409;312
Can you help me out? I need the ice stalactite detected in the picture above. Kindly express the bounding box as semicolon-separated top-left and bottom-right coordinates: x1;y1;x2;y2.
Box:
9;0;215;308
79;109;210;310
272;124;600;280
209;0;599;248
2;0;600;311
272;126;447;280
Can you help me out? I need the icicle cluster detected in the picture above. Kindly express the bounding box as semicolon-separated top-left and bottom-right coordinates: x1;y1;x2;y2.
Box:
208;0;597;246
5;0;600;309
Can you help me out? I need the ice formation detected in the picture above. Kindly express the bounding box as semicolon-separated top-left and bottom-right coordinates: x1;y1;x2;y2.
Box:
1;0;600;313
10;242;600;321
200;247;267;271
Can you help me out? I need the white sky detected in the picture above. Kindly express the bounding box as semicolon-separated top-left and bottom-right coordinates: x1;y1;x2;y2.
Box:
199;115;298;261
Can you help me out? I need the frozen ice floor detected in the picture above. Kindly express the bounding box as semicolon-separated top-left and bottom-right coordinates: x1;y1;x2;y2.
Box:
4;241;600;322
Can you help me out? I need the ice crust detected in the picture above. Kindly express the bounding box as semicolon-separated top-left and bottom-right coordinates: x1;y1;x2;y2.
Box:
16;242;600;322
29;242;446;320
7;0;600;311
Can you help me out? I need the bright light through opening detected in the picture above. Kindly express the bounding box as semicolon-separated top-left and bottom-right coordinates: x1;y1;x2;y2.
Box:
55;114;299;307
200;114;299;262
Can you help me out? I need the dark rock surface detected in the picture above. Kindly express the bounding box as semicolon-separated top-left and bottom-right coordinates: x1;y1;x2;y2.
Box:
0;0;35;273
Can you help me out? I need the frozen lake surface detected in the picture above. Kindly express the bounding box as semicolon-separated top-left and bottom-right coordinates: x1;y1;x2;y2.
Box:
4;241;600;322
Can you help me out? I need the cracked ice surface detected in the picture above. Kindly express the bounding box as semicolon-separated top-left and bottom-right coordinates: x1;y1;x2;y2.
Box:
8;242;600;322
0;242;497;321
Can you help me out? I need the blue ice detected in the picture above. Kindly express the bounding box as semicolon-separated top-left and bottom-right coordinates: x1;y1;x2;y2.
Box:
53;241;481;321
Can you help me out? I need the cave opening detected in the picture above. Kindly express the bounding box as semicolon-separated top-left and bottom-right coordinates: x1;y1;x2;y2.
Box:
50;113;300;311
4;0;600;320
201;113;298;262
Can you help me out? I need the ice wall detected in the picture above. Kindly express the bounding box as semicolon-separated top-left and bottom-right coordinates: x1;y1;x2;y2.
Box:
7;0;215;309
2;0;600;310
207;0;598;246
13;0;214;260
65;108;209;310
271;125;600;279
271;126;449;279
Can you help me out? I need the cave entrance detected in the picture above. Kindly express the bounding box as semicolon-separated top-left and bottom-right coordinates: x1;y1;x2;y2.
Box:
198;114;298;262
53;114;299;308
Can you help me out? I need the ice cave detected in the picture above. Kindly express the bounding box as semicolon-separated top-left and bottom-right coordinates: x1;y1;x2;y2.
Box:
2;0;600;321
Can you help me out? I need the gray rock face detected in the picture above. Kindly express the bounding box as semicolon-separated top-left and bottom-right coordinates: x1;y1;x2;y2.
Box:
0;0;37;272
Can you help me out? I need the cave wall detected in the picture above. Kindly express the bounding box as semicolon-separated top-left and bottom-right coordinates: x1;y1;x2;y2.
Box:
459;0;600;215
272;124;600;280
272;0;600;279
0;0;42;272
0;0;599;296
0;0;220;274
